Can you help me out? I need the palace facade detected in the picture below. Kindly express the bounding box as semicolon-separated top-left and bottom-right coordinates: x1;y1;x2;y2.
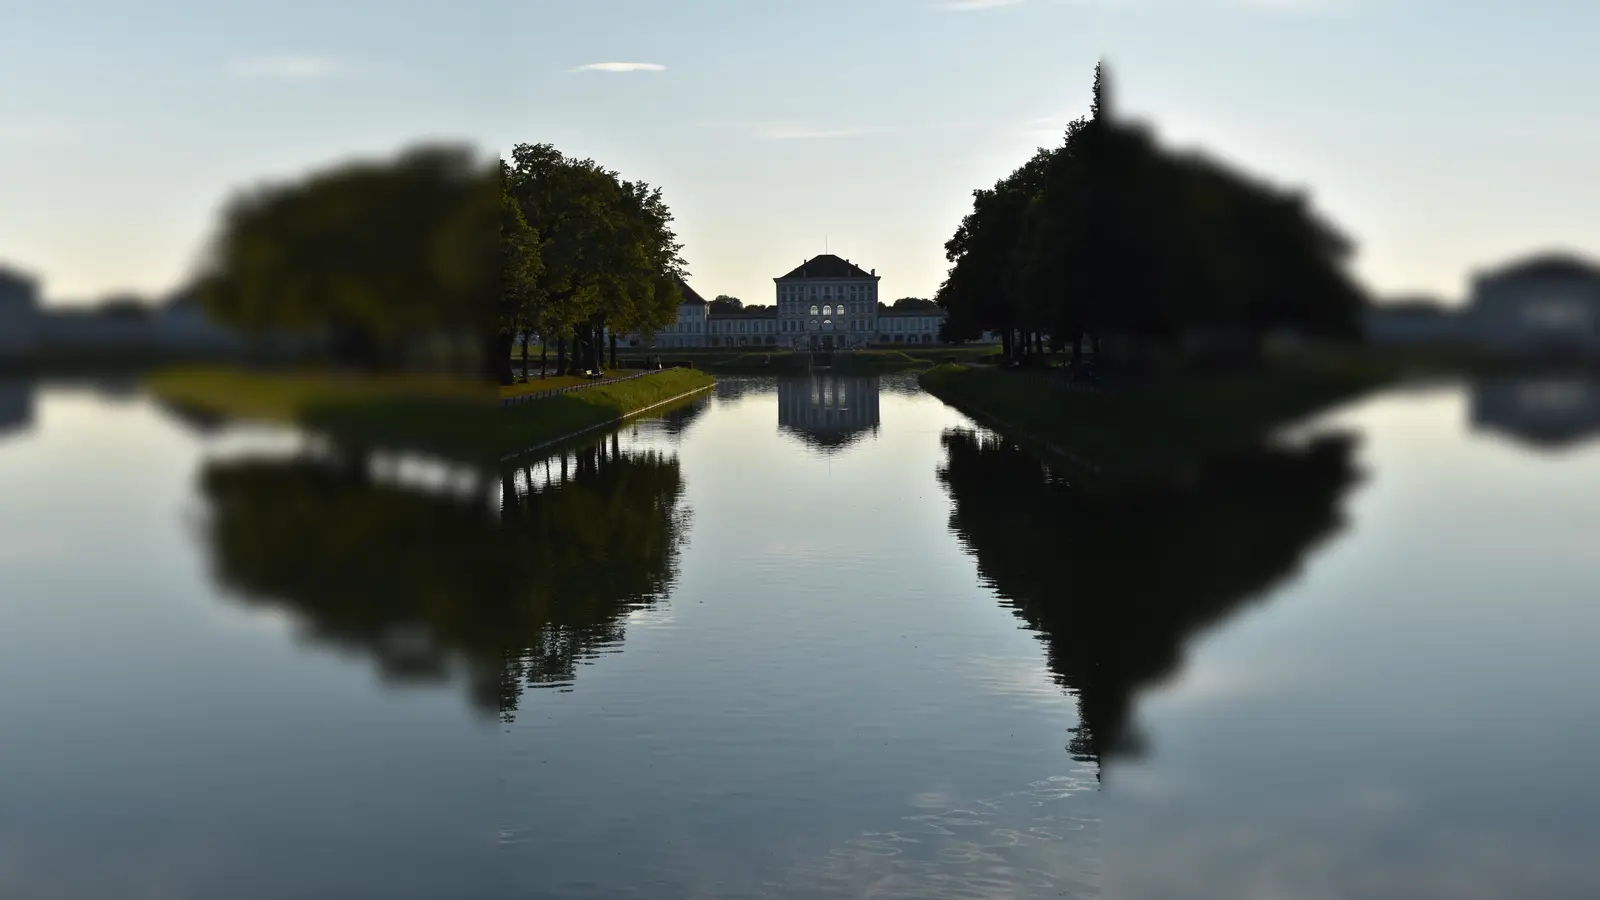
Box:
618;255;952;350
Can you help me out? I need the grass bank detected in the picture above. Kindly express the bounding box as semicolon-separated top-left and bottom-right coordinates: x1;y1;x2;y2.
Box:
500;369;646;398
608;347;989;373
918;358;1395;485
147;366;714;465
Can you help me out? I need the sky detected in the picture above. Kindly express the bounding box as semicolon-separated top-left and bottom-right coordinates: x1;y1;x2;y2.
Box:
2;1;1596;308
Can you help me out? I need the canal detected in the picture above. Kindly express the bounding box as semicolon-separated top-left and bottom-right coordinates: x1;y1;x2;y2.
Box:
1;373;1597;898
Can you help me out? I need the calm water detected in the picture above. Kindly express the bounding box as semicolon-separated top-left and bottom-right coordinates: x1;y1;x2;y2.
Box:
1;373;1598;899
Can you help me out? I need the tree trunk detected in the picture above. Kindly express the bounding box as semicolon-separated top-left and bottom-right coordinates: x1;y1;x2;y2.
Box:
519;329;530;383
488;331;514;386
556;337;566;376
609;333;618;369
539;342;548;379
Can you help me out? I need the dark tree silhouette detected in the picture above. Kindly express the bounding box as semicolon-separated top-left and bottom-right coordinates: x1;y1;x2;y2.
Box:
937;426;1362;773
197;437;689;720
937;60;1367;372
502;143;687;380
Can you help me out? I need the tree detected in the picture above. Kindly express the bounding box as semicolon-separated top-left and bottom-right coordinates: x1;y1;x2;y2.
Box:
499;162;544;384
709;295;743;314
936;60;1367;374
502;143;687;377
196;144;495;374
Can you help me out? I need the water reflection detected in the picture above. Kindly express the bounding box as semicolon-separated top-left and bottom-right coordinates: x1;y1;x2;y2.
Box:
778;374;882;453
654;390;712;437
1471;376;1600;450
0;379;33;442
196;432;688;721
937;427;1362;771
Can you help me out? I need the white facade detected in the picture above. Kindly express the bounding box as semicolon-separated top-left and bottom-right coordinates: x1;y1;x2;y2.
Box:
774;255;882;350
706;311;779;347
0;267;41;356
637;300;710;349
1467;255;1600;356
876;310;945;345
617;258;957;351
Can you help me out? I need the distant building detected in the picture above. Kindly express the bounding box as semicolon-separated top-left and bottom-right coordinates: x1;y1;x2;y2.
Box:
1365;296;1466;344
774;254;882;351
0;266;257;360
641;276;711;349
0;266;42;356
1466;253;1600;356
876;301;947;346
152;289;247;352
705;305;778;348
614;257;958;351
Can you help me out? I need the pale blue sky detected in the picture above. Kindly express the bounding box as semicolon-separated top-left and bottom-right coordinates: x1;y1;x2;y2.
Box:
3;1;1595;307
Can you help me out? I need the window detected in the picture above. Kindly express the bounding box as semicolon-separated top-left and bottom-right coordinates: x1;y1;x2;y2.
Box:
810;318;819;329
810;305;819;316
822;305;832;316
823;319;833;331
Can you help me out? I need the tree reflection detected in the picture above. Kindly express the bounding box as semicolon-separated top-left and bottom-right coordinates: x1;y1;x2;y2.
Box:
651;392;711;437
937;427;1361;772
198;433;688;721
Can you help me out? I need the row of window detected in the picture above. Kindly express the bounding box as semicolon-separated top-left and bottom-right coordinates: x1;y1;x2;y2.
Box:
794;303;873;317
779;284;875;303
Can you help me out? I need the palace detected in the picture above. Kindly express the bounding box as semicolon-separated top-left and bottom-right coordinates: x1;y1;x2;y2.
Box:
618;254;950;351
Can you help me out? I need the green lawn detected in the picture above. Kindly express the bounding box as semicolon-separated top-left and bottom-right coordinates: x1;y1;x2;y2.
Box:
500;369;646;398
918;357;1395;484
147;366;714;465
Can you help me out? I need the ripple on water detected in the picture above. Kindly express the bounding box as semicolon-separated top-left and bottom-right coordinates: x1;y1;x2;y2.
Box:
771;770;1102;900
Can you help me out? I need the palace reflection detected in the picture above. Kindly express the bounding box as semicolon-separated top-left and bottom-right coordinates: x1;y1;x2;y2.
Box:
1471;376;1600;450
195;433;688;720
0;379;33;442
777;373;881;453
937;428;1362;774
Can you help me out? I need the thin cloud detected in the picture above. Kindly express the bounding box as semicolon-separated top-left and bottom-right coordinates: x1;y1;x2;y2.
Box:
568;62;667;73
228;55;345;80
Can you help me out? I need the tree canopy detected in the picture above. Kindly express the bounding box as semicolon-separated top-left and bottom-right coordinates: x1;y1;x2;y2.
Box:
195;144;497;373
709;295;744;314
500;143;686;384
937;62;1366;369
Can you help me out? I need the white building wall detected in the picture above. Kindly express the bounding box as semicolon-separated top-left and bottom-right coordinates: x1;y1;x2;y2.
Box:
877;312;946;344
1469;271;1600;355
0;271;41;357
776;275;880;349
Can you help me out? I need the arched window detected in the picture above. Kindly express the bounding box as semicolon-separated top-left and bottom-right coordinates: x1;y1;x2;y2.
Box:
823;319;833;331
810;305;819;316
810;318;819;329
822;305;832;316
